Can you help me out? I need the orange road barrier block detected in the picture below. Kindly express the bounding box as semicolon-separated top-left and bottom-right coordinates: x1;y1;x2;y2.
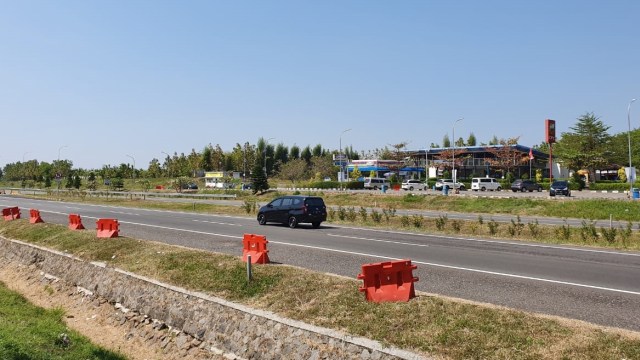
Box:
29;209;44;224
357;259;419;303
2;207;21;221
68;214;85;230
96;218;119;238
242;233;270;264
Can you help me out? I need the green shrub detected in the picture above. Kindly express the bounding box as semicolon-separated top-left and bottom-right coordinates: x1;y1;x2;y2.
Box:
555;221;572;241
528;219;540;238
400;215;411;227
600;227;617;244
337;206;346;221
346;207;357;222
371;209;382;223
359;207;368;222
487;219;499;235
451;220;461;233
435;215;448;231
580;220;598;242
412;215;424;228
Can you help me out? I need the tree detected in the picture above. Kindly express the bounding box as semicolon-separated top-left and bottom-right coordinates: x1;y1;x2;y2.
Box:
73;175;81;189
301;146;312;164
310;156;336;180
489;135;499;145
467;133;477;146
485;137;525;178
554;112;611;184
351;165;362;181
278;158;308;185
251;161;269;194
442;134;451;148
147;158;162;178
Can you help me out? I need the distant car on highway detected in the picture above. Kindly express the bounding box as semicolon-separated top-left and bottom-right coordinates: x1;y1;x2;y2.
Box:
401;179;427;191
257;195;327;228
549;180;571;197
435;179;466;191
511;179;542;192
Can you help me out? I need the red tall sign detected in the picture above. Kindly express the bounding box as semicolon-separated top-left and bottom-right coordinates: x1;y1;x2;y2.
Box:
545;119;556;181
545;119;556;144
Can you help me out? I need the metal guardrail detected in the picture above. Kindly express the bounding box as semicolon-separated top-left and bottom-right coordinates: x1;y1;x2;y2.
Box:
0;188;237;200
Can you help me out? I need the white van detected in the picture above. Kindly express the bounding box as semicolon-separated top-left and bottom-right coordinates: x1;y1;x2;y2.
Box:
471;177;502;191
364;177;391;190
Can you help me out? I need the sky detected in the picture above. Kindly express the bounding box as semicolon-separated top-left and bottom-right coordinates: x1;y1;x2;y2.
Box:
1;1;639;169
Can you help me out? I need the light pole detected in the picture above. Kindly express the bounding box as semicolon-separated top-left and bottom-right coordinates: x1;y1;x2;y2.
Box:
126;154;136;179
628;99;637;196
57;145;67;192
452;118;463;188
263;138;275;179
339;128;352;190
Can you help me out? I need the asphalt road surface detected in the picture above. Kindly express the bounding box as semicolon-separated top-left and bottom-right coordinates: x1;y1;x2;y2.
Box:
1;196;639;332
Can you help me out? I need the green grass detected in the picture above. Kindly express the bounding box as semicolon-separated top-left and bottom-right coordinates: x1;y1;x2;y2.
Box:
1;220;639;360
0;280;126;360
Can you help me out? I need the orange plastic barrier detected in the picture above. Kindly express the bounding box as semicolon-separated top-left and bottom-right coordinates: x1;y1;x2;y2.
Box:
96;218;119;238
357;259;419;303
155;185;165;190
68;214;85;230
242;233;270;264
29;209;44;224
2;207;21;221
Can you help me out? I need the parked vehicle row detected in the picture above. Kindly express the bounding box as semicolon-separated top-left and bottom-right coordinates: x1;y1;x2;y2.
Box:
510;179;542;192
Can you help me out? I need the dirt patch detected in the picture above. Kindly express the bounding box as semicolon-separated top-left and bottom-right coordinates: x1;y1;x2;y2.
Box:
0;263;229;360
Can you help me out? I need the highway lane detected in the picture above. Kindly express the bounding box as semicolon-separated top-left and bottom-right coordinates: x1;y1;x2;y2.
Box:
1;196;639;331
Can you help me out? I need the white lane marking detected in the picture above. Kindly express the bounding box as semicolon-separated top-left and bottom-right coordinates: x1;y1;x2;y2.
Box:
265;240;640;297
326;233;429;248
108;211;140;216
64;206;82;210
336;225;640;257
193;220;242;226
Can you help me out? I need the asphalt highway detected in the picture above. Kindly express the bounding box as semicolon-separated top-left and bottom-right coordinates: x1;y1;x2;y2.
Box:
1;196;639;332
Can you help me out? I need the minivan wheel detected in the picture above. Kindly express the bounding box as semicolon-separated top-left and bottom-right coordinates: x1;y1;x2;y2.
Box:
496;186;502;191
481;187;486;191
258;214;266;225
288;216;298;228
312;222;321;229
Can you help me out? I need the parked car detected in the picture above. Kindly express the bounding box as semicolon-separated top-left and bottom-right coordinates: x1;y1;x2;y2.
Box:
257;195;327;228
549;180;571;197
471;177;501;191
182;182;198;190
401;179;427;191
364;177;391;190
435;179;466;191
511;179;542;192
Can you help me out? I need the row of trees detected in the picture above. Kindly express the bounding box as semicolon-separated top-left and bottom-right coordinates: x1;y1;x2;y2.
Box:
2;115;637;187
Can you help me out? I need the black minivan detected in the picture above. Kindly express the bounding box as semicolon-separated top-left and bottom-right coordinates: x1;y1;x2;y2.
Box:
257;195;327;228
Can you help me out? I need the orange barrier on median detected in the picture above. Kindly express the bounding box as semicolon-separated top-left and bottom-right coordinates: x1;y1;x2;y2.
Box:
68;214;85;230
29;209;44;224
2;207;21;221
96;218;119;238
357;259;419;303
242;233;270;264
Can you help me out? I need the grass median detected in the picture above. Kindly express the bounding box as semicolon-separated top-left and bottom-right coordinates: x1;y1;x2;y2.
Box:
0;277;126;360
1;220;639;360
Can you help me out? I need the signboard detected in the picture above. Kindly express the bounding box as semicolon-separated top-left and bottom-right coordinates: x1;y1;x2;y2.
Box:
545;119;556;144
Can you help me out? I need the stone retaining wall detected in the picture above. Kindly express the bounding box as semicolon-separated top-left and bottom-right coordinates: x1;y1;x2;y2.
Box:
0;236;427;360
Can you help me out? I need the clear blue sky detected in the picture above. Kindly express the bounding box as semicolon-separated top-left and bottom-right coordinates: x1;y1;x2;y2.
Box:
1;1;639;169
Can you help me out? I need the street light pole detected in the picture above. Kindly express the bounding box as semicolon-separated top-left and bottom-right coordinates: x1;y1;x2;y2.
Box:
57;145;67;193
628;99;637;197
339;128;352;190
452;118;463;188
126;154;136;179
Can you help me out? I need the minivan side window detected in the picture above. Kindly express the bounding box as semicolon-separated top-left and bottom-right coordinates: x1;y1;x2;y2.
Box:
270;199;282;207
